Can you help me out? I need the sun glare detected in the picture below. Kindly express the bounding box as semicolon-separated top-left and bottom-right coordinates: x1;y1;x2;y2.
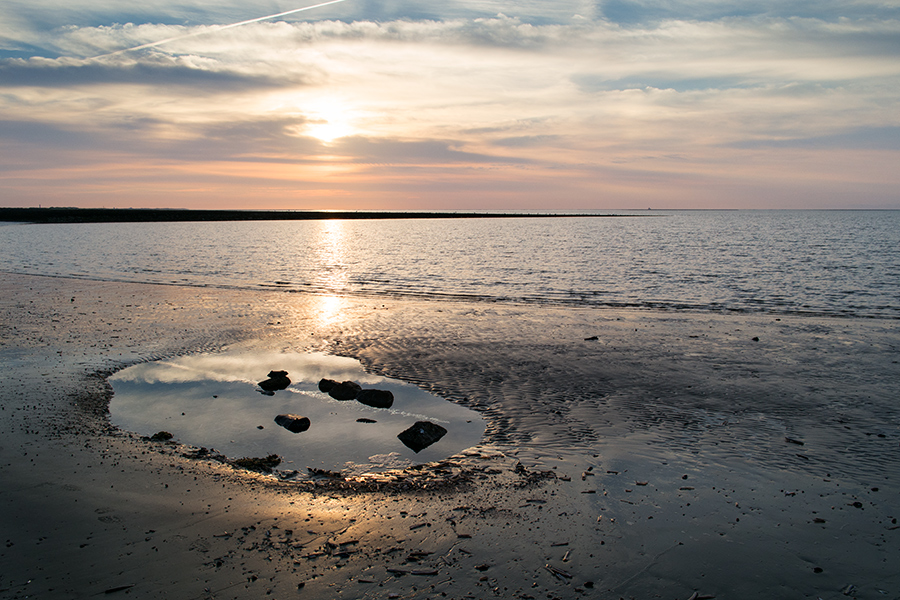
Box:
311;219;350;327
267;93;370;144
305;105;356;143
306;118;353;142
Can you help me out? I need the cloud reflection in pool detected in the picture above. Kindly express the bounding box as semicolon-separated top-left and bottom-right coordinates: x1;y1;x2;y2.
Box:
109;351;485;473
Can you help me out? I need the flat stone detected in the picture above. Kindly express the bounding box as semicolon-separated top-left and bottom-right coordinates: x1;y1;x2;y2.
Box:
356;389;394;409
398;421;447;453
328;381;362;401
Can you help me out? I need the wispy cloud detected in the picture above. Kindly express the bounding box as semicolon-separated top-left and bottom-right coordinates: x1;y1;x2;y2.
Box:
0;56;285;89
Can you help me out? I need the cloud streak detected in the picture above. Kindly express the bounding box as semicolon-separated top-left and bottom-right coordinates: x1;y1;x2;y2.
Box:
88;0;352;59
0;56;285;90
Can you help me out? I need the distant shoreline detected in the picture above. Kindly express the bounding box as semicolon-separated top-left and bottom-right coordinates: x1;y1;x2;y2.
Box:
0;207;646;224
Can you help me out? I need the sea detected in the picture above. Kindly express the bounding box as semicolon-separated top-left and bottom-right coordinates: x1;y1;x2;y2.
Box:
1;210;898;319
5;210;898;597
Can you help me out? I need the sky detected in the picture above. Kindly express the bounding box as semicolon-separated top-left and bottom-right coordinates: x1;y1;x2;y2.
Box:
1;0;899;210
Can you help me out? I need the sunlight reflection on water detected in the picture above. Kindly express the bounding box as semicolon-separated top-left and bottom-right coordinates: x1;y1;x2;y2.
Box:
109;350;485;473
312;219;349;294
4;211;898;317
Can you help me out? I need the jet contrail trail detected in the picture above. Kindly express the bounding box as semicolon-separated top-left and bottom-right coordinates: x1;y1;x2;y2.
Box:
91;0;350;59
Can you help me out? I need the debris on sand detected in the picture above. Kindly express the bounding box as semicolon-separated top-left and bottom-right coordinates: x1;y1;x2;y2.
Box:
182;446;219;460
308;467;343;479
231;454;281;473
544;564;572;580
274;414;310;433
398;421;448;453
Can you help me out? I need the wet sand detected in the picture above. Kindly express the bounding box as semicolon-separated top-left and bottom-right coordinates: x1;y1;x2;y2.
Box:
1;272;898;599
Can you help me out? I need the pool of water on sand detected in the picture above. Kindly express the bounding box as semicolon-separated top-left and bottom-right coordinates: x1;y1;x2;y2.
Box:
109;350;486;474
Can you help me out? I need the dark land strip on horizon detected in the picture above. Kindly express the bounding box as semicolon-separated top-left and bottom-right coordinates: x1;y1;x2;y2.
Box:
1;207;651;223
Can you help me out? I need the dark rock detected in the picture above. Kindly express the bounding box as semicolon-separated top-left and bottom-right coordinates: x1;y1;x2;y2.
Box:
398;421;447;453
357;418;377;423
328;380;362;401
356;389;394;409
150;431;173;441
318;378;338;392
274;414;311;433
259;370;291;392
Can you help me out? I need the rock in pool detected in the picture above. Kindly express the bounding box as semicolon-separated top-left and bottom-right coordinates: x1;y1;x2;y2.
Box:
274;414;311;433
326;380;362;401
259;370;291;392
398;421;447;453
356;388;394;409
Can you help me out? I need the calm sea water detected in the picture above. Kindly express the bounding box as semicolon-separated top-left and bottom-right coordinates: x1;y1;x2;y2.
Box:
2;211;898;318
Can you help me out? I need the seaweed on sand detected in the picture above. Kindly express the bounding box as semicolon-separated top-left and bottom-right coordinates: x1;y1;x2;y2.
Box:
231;454;281;473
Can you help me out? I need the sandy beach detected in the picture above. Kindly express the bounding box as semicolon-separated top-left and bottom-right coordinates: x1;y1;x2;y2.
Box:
1;272;898;599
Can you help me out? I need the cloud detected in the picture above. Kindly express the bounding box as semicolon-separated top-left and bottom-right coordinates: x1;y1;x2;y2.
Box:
595;0;900;24
0;56;285;90
334;136;530;164
0;114;330;161
0;112;525;170
492;134;563;148
729;126;900;151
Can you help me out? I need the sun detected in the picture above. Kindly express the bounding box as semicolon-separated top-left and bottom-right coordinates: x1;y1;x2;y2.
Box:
305;105;355;143
268;93;368;144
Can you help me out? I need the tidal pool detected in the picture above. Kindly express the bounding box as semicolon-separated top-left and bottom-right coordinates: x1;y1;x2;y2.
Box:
109;351;485;473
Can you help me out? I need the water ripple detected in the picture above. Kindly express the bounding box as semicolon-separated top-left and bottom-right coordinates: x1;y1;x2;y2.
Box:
1;211;898;318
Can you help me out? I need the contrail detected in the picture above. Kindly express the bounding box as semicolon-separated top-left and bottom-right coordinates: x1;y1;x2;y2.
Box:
90;0;350;59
